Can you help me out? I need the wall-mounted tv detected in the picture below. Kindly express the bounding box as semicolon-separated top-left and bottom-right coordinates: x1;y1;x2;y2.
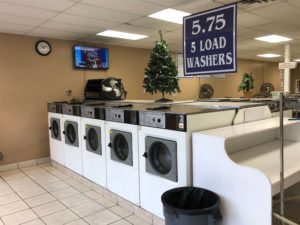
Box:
74;45;109;70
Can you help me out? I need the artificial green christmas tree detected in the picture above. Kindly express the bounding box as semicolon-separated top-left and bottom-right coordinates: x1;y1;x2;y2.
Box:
143;31;180;102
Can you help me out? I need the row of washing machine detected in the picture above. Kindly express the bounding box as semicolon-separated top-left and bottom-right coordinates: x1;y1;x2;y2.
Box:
47;100;271;218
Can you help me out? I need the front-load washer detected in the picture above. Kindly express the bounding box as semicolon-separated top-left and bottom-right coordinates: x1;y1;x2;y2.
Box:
138;105;237;218
48;102;65;165
104;104;140;205
62;103;83;175
81;105;107;187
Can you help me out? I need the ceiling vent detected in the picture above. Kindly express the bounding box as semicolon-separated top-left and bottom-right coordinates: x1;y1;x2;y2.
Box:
237;0;276;4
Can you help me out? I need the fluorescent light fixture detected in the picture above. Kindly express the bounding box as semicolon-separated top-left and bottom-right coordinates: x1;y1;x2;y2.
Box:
257;54;281;58
148;8;190;24
96;30;148;40
294;59;300;62
255;35;292;43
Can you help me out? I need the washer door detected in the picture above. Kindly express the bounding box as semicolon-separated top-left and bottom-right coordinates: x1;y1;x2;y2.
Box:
85;125;102;155
65;121;79;147
145;136;177;182
110;130;133;166
50;118;61;141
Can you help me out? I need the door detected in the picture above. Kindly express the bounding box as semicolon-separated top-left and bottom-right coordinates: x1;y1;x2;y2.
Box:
145;136;178;182
64;121;79;147
85;125;102;155
50;118;61;141
109;130;133;166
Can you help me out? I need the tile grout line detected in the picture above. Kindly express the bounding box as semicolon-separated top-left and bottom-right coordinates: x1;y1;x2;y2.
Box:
20;166;115;225
1;164;155;225
20;167;83;224
28;165;106;224
50;162;154;225
0;167;80;224
0;169;42;224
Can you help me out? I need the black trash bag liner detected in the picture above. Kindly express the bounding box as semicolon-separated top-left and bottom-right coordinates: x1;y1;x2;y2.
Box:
162;187;222;225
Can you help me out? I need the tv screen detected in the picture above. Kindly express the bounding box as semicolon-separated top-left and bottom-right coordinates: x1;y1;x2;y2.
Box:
74;45;109;70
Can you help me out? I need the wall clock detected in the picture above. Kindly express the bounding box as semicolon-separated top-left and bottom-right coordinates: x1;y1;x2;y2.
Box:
35;40;51;56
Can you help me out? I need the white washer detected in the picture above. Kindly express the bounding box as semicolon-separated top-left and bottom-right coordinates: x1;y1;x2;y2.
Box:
138;105;237;218
105;105;140;205
48;102;65;165
81;105;107;187
62;103;83;175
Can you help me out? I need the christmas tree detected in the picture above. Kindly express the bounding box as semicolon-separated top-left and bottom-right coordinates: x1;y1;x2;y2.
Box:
143;31;180;102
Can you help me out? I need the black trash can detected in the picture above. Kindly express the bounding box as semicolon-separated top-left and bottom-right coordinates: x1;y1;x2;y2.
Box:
161;187;222;225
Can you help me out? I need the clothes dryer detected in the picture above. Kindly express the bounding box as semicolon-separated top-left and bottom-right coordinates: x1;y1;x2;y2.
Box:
62;103;83;175
138;105;237;218
104;104;140;205
81;105;107;187
48;102;65;165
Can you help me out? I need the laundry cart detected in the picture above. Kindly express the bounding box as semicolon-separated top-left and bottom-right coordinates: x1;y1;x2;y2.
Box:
192;117;300;225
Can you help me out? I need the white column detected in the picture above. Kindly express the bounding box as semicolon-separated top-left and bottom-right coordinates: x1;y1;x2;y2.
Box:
284;44;291;92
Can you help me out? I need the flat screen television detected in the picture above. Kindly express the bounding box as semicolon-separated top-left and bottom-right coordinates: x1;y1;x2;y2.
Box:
74;45;109;70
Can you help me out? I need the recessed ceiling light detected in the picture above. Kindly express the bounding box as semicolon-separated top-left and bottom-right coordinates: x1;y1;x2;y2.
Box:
96;30;148;40
294;59;300;62
148;8;190;24
257;54;281;58
255;35;292;43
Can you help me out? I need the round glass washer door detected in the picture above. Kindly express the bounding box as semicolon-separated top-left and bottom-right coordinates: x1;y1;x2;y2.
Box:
149;141;172;175
66;124;77;144
112;134;129;161
88;128;99;151
51;120;59;138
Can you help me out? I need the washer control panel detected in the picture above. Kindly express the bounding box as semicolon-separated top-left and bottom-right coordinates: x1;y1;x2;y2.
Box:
106;108;124;123
81;106;95;118
47;102;63;113
139;111;165;128
62;104;81;116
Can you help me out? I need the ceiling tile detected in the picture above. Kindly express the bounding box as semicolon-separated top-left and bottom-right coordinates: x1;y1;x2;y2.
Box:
237;28;266;39
28;27;88;39
52;14;120;30
0;22;33;32
130;17;181;32
238;39;273;49
175;0;222;14
252;2;300;20
142;0;197;7
113;24;158;36
285;0;300;8
0;14;45;26
0;0;76;11
237;0;285;11
237;12;272;28
163;31;182;43
39;21;101;34
253;22;299;36
0;2;58;19
84;35;133;44
81;0;164;16
65;3;140;23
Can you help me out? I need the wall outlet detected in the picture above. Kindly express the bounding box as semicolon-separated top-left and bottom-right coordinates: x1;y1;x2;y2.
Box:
0;152;3;160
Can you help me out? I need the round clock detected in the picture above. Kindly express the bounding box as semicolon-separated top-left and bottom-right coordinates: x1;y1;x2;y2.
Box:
35;40;51;56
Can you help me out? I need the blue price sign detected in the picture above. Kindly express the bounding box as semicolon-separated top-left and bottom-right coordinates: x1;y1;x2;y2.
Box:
183;4;237;76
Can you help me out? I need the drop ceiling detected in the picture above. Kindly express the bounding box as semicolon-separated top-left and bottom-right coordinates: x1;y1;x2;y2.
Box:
0;0;299;62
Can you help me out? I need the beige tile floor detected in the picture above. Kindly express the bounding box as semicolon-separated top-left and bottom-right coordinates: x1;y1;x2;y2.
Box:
0;165;153;225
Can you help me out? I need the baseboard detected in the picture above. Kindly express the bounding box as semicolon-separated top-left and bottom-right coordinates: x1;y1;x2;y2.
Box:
0;157;51;172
